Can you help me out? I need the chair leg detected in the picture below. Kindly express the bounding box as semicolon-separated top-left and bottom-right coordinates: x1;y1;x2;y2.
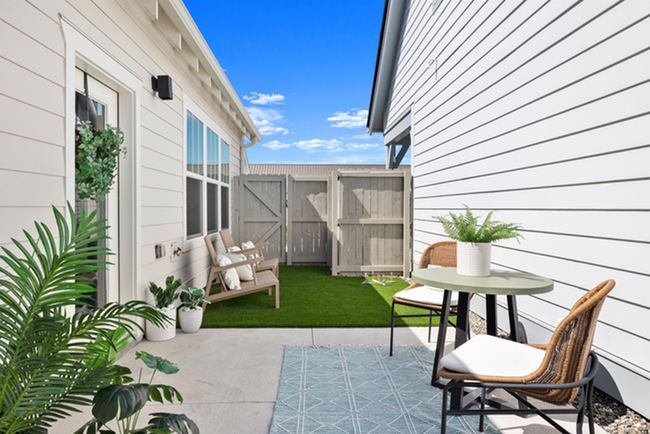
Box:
274;283;280;309
587;380;596;434
441;383;450;434
428;309;433;343
390;301;396;356
203;268;216;311
479;387;486;432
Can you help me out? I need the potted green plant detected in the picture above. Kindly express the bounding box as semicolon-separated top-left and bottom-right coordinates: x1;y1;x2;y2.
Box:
75;351;199;434
433;205;523;276
76;121;126;201
0;204;166;433
178;287;210;333
146;276;182;341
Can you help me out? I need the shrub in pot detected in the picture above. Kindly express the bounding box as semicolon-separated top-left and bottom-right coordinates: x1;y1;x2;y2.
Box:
178;287;210;333
434;205;523;276
146;276;182;341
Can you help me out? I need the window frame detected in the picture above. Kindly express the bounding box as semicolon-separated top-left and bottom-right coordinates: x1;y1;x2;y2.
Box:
183;95;232;247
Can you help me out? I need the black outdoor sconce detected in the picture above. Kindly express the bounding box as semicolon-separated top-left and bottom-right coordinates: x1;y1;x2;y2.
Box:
152;75;173;100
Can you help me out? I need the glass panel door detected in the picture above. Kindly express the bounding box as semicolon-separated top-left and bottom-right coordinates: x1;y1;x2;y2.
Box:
74;68;119;311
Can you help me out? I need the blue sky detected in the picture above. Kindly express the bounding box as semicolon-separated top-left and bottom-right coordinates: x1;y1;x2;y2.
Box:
183;0;409;165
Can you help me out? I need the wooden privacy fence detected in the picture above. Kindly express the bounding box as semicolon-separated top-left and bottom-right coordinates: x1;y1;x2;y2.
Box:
233;170;411;276
331;170;410;277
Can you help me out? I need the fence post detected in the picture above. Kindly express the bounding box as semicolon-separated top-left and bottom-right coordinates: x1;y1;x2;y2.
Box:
287;175;293;266
403;169;411;278
331;170;339;276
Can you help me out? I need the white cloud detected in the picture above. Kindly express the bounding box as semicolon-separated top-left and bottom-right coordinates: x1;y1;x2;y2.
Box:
327;154;385;164
352;133;373;139
347;142;381;150
327;109;369;128
294;139;344;153
246;106;289;136
263;140;291;150
244;92;285;105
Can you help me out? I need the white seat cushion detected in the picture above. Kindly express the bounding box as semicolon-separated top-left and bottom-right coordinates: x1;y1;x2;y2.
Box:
395;286;459;306
223;252;254;281
441;334;546;377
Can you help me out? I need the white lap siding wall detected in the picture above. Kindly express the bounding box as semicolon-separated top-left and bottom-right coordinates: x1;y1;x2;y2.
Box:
381;0;650;417
0;1;256;317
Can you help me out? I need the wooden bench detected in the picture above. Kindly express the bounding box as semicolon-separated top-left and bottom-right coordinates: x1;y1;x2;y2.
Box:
202;234;279;310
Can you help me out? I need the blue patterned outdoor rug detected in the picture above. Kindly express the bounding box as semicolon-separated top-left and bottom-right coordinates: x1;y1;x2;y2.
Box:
270;346;499;434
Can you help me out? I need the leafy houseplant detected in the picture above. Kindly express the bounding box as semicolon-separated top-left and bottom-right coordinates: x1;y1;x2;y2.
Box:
178;287;210;334
75;351;199;434
76;120;126;201
433;205;523;276
0;204;167;434
146;276;182;341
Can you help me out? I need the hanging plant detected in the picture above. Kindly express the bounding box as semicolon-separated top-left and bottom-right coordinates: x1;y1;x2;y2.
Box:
76;120;126;201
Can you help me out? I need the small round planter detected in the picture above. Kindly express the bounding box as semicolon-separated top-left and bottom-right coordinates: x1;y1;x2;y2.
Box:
457;242;492;277
178;307;203;333
146;306;177;341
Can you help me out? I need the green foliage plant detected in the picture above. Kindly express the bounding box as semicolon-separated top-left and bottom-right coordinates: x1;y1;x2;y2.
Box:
0;204;167;434
179;287;210;310
433;205;523;244
75;351;199;434
76;121;126;201
148;276;182;309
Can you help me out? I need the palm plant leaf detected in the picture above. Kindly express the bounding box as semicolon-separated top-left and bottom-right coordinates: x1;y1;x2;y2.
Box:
0;204;167;433
145;413;199;434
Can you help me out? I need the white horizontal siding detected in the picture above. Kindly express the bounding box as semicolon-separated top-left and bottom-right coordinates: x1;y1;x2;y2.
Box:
392;0;650;417
0;0;248;307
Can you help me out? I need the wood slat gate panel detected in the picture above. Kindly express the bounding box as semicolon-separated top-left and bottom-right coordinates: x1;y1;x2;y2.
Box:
234;175;286;263
331;170;411;276
287;175;330;265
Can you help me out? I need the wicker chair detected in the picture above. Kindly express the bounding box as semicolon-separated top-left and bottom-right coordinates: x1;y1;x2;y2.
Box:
438;279;615;434
390;241;459;356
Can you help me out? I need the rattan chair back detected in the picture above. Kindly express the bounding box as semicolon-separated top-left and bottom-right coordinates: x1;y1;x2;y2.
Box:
418;241;457;270
524;279;614;405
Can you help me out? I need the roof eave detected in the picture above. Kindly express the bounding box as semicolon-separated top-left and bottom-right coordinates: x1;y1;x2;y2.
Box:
367;0;407;135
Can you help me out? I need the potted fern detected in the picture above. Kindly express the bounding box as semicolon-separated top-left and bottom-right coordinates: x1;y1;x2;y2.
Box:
434;205;523;276
178;287;210;333
146;276;182;341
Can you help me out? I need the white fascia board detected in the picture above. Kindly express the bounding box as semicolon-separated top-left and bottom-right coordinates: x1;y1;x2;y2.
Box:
157;0;262;143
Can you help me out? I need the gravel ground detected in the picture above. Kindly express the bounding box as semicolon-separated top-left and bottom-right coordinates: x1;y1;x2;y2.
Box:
468;312;650;433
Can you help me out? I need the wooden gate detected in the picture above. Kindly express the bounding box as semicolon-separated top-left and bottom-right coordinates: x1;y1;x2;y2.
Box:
233;175;286;263
331;170;411;276
287;175;330;265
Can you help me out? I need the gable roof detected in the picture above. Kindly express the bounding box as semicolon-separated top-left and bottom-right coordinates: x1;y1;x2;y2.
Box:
367;0;408;134
250;164;410;177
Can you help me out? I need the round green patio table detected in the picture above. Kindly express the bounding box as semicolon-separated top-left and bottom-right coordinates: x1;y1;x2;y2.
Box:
411;267;553;406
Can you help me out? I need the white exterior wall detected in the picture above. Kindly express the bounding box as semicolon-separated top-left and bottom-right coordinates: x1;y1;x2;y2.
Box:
384;0;650;417
0;1;251;310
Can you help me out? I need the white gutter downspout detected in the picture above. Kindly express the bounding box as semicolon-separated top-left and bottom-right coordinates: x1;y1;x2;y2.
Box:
240;138;257;175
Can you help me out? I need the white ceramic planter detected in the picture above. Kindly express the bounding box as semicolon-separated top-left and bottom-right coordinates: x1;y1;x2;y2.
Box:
457;242;492;277
145;306;177;341
179;307;203;333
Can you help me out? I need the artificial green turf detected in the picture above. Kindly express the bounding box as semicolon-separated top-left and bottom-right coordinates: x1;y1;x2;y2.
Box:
201;265;443;328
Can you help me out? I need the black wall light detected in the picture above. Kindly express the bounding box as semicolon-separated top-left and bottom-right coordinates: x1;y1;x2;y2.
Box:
152;75;173;100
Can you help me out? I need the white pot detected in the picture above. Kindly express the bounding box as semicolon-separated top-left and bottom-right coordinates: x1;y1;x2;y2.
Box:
145;306;177;341
457;242;492;277
179;307;203;333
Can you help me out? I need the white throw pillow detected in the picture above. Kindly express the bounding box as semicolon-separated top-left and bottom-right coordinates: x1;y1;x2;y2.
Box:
241;241;259;258
224;252;254;281
216;254;241;290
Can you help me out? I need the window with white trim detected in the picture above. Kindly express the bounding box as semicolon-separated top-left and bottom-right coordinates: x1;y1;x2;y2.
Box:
185;106;231;240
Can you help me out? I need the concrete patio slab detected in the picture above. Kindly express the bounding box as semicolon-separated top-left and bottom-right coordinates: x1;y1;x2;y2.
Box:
51;327;604;434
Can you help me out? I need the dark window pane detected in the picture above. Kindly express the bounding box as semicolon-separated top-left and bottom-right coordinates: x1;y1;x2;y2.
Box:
207;183;218;233
186;178;201;238
221;186;229;229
